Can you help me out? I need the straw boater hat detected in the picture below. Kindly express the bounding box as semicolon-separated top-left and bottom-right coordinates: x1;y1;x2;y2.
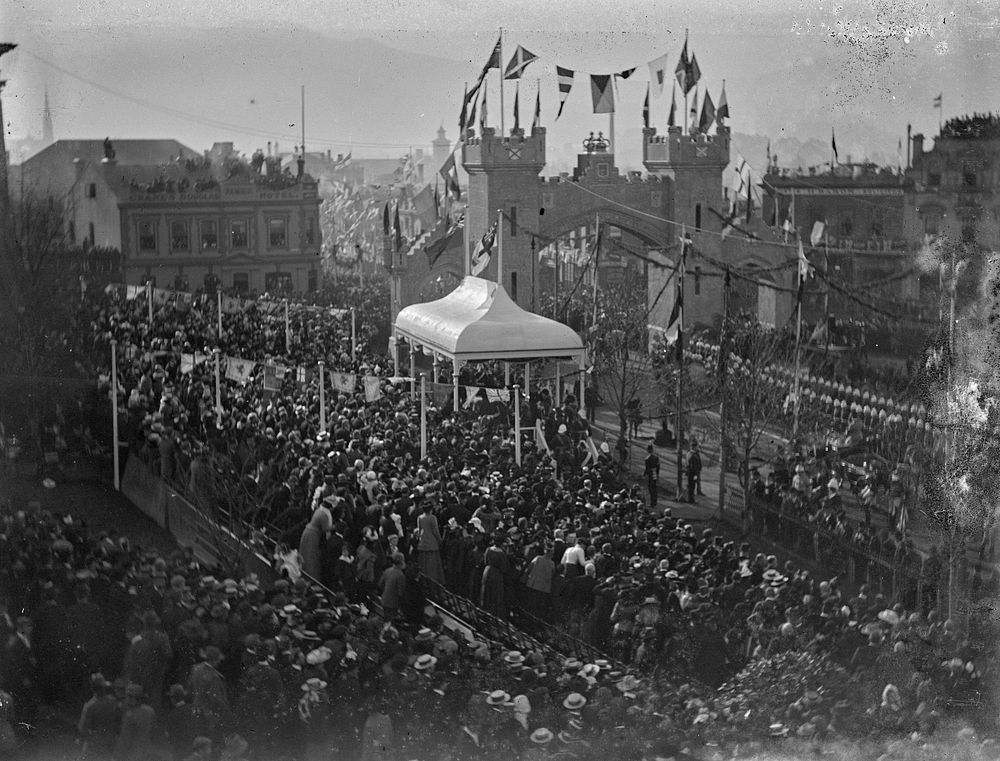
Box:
487;690;512;706
563;693;587;711
413;654;438;671
504;651;526;665
530;728;554;744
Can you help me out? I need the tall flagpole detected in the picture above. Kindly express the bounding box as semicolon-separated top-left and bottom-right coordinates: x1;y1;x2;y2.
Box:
318;360;326;431
792;228;804;441
464;205;472;276
420;374;427;460
682;29;689;136
591;215;600;328
676;227;688;498
110;340;120;490
498;28;506;136
514;385;522;465
351;307;357;363
496;207;504;287
217;290;223;335
214;349;222;416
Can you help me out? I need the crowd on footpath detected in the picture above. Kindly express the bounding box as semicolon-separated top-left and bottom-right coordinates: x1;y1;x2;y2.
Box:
0;281;995;760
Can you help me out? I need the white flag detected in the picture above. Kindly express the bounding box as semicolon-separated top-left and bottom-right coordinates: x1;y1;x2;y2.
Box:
648;54;670;97
810;221;826;247
331;372;357;393
363;375;382;402
225;356;255;384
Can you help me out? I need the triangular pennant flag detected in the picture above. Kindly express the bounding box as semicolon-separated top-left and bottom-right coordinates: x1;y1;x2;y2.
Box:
643;83;650;129
717;81;729;123
616;67;637;80
382;203;390;236
556;66;574;120
699;90;716;132
648;54;669;96
832;128;839;163
590;74;614;114
668;83;676;127
467;86;479;131
532;88;541;132
503;45;538;80
470;221;498;276
393;205;402;251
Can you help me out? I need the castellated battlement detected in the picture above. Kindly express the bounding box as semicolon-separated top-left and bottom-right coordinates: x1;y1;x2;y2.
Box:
643;125;731;173
462;127;547;173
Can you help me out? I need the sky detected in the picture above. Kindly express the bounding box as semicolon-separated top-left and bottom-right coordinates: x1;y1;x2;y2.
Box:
3;0;998;172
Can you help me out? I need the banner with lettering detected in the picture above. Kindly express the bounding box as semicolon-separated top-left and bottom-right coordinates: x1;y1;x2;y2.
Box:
180;352;210;375
263;363;287;392
221;295;247;315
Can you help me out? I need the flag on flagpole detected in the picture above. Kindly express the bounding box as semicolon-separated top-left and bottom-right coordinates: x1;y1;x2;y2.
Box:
513;81;520;131
699;90;716;132
675;39;689;93
479;78;488;131
798;238;813;282
459;83;468;134
470;221;498;276
556;66;574;119
532;88;541;131
643;83;650;129
689;89;699;132
717;81;729;123
590;74;614;114
382;203;390;236
688;53;701;91
831;128;839;164
648;54;669;96
476;34;502;89
503;45;538;79
668;83;676;127
745;168;753;223
393;205;402;251
766;139;771;169
467;87;479;131
810;221;826;247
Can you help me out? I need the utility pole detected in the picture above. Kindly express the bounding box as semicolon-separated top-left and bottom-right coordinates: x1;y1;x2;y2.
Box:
675;229;689;499
0;44;16;272
717;268;731;519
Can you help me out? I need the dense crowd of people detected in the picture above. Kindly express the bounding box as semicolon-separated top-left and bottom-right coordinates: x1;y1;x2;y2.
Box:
0;279;996;760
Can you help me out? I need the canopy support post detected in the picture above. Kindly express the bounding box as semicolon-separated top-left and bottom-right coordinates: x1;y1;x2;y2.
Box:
452;357;460;413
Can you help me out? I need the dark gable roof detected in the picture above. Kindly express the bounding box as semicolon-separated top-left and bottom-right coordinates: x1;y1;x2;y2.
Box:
30;139;199;166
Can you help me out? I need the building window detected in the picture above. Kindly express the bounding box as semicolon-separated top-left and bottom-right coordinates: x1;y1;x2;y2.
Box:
230;219;249;249
308;269;318;292
963;163;978;188
510;271;518;302
232;272;249;294
695;204;702;231
694;266;702;295
265;271;292;292
88;223;95;246
928;172;941;187
304;217;316;246
839;216;853;237
170;220;189;251
85;183;97;199
268;218;288;249
200;220;218;251
508;205;518;237
173;275;188;291
138;220;157;252
922;213;940;236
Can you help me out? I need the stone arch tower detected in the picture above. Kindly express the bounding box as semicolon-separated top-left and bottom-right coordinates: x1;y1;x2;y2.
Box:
461;125;546;308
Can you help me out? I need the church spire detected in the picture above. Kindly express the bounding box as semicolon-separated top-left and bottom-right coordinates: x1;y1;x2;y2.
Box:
42;86;53;144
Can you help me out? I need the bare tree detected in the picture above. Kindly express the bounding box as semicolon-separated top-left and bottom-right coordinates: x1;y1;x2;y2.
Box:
588;269;653;439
